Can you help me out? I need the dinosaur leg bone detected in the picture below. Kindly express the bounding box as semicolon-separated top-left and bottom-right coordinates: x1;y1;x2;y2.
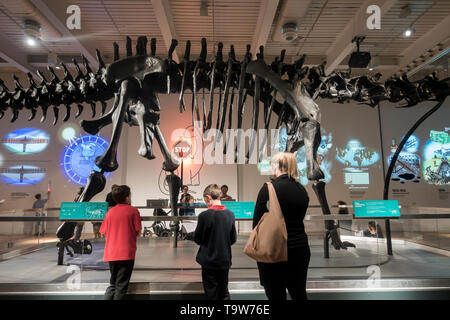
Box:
154;124;180;173
95;80;138;172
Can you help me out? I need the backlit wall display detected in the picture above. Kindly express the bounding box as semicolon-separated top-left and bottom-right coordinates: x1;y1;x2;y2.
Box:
423;129;450;185
336;139;379;188
2;128;50;154
61;135;111;185
387;135;421;183
0;165;46;185
276;127;333;185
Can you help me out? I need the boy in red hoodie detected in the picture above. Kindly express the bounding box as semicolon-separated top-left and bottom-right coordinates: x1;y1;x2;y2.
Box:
100;185;142;300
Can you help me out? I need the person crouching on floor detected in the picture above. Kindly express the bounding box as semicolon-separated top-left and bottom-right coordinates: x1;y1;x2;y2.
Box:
194;184;237;300
100;185;142;300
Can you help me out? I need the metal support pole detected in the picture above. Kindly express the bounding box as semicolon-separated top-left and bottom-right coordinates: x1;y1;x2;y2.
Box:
377;104;393;256
382;100;444;256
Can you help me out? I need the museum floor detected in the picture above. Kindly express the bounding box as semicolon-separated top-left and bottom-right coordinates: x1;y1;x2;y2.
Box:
0;235;449;299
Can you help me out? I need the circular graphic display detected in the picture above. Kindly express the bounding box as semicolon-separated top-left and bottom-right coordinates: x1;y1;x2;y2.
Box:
2;128;50;154
0;165;46;186
61;135;111;185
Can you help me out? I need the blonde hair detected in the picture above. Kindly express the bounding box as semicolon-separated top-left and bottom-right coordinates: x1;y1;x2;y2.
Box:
271;152;299;181
203;184;221;200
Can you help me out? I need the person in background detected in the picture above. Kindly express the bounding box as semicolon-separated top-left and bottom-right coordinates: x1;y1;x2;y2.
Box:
106;184;118;207
253;152;310;300
194;184;237;300
33;190;50;236
179;185;195;216
73;187;85;240
220;185;233;201
337;200;352;236
362;221;384;238
100;185;142;300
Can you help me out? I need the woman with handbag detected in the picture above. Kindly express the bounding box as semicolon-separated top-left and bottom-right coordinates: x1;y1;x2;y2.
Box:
251;152;311;300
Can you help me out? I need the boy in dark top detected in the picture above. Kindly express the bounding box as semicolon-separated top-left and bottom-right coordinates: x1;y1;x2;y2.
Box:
100;185;142;300
194;184;237;300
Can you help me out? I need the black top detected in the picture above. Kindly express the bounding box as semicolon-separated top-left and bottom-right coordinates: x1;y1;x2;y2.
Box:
194;207;237;270
253;174;309;248
106;192;117;207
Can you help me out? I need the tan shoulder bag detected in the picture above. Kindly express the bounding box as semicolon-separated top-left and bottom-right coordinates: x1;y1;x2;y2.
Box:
244;182;288;263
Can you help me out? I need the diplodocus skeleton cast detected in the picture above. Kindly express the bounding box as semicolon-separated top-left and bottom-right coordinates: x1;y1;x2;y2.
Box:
0;36;448;256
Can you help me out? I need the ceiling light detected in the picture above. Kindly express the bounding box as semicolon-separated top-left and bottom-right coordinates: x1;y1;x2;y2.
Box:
26;37;36;46
404;28;414;37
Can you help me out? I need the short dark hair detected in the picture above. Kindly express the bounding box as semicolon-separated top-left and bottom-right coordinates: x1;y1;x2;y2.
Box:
221;185;228;190
112;185;131;204
368;221;376;229
181;185;188;190
35;193;41;200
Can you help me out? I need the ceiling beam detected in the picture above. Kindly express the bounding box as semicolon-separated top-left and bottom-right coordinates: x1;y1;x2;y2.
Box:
29;0;99;69
0;32;38;79
151;0;180;63
324;0;396;75
392;14;450;77
252;0;280;55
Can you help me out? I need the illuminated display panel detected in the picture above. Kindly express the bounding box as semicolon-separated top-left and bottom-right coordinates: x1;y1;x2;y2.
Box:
423;129;450;185
2;128;50;154
271;127;333;186
336;139;380;189
61;135;111;185
0;165;46;186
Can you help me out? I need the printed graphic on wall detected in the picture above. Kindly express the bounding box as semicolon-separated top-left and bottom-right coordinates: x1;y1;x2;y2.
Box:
61;135;111;185
336;139;380;187
2;128;50;154
387;135;421;183
0;165;46;185
423;129;450;185
276;127;333;185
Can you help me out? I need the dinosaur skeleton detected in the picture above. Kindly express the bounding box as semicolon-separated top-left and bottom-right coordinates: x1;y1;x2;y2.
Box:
0;36;449;256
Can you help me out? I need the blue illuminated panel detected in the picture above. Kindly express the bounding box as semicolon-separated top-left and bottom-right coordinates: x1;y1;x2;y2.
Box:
61;135;111;185
2;128;49;154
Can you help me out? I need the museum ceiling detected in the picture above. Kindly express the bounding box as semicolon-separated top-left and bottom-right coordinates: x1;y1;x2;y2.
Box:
0;0;449;80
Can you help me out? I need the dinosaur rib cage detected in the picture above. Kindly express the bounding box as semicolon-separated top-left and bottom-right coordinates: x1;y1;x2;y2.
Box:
0;36;448;131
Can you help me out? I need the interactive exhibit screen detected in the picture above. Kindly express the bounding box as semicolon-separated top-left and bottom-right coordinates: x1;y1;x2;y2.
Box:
60;202;109;220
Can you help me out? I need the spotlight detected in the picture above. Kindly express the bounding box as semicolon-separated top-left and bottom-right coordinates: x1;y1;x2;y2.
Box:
26;37;37;46
22;19;41;47
403;28;414;37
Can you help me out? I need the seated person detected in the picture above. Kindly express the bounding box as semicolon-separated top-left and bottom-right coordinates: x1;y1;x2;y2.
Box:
362;221;384;238
219;185;233;201
179;185;195;216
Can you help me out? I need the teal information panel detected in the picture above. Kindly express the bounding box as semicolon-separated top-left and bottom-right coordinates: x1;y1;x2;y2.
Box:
353;200;401;218
60;202;109;220
223;201;255;219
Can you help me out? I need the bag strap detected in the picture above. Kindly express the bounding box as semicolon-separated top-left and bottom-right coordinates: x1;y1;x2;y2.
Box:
266;182;283;219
